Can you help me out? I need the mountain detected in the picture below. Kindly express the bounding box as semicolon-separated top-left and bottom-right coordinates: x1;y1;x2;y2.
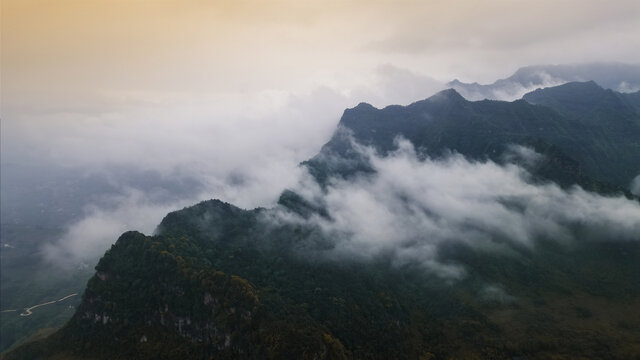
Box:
0;164;206;353
8;201;639;360
4;82;640;360
306;82;640;191
448;62;640;101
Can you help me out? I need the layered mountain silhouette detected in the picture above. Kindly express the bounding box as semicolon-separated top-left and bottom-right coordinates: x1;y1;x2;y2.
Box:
5;82;640;360
449;62;640;101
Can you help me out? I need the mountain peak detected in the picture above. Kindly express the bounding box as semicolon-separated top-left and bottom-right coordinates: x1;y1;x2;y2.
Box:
522;81;638;126
522;80;604;101
548;79;600;90
447;79;479;87
428;88;466;103
352;102;377;111
522;81;605;106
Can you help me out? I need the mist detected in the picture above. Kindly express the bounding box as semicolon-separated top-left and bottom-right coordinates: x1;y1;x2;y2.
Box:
631;175;640;196
274;138;640;279
2;0;639;269
451;72;566;101
1;67;446;268
450;63;640;101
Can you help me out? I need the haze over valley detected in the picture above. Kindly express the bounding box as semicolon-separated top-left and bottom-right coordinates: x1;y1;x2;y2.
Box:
1;1;640;358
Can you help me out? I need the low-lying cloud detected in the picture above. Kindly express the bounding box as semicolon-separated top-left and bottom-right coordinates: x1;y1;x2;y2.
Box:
452;71;566;101
277;138;640;279
4;63;636;270
21;68;446;268
40;188;194;268
631;175;640;196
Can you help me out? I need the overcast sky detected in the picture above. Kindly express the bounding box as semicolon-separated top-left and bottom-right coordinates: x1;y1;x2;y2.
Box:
2;0;640;265
3;0;639;166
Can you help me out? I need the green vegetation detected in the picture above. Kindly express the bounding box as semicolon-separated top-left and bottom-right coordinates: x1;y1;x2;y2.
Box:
0;224;90;352
307;82;640;193
5;198;639;359
4;82;640;359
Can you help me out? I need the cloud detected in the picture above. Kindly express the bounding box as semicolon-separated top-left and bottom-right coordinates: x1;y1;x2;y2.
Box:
502;144;544;167
618;82;640;93
275;138;640;280
491;74;564;101
3;63;446;215
350;65;445;106
40;188;194;268
631;175;640;196
3;0;638;271
29;67;441;267
479;284;517;304
450;70;568;101
363;0;640;78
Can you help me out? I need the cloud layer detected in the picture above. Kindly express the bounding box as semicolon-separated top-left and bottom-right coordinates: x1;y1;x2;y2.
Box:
3;0;639;269
10;66;446;268
278;139;640;279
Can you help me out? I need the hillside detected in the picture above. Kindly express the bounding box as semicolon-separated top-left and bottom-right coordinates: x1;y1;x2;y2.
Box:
4;82;640;360
306;83;640;189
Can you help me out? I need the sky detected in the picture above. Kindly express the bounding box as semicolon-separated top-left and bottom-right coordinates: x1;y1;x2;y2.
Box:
2;0;640;266
3;0;640;163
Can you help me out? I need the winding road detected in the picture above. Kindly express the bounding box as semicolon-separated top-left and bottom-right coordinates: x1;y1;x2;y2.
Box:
2;293;80;317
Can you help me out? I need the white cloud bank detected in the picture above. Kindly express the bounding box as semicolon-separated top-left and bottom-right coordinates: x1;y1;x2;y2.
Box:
40;188;193;268
11;66;445;268
277;139;640;279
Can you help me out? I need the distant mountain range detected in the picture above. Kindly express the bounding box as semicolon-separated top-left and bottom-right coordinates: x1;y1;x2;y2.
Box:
5;80;640;359
449;62;640;101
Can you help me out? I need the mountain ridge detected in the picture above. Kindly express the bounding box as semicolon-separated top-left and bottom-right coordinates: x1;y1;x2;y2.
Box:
307;82;639;191
448;62;640;101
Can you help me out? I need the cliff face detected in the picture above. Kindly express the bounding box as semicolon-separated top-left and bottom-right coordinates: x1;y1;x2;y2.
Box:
4;231;347;360
73;231;260;357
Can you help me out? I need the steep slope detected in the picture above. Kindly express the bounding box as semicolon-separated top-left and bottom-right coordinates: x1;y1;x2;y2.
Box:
522;81;639;120
306;84;640;190
4;229;348;360
521;82;640;186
